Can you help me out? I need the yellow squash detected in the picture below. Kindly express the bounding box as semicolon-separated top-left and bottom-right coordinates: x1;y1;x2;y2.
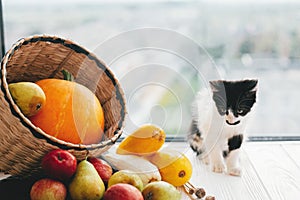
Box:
116;124;166;155
147;149;193;187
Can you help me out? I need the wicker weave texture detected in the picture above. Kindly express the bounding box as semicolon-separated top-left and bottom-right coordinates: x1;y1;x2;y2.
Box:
0;35;126;177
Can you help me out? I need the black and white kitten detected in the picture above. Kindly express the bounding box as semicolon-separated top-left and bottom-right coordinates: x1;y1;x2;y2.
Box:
188;79;258;176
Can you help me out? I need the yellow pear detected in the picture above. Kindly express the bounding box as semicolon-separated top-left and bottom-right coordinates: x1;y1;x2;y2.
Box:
108;170;144;191
69;160;105;200
8;82;46;117
142;181;181;200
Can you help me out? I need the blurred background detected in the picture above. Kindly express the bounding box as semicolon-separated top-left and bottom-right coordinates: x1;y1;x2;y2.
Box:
2;0;300;139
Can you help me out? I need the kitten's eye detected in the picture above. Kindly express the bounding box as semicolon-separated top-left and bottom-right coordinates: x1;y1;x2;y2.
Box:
220;108;227;114
237;109;244;114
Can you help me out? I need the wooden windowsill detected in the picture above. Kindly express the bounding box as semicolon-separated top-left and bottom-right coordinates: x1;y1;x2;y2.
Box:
176;141;300;200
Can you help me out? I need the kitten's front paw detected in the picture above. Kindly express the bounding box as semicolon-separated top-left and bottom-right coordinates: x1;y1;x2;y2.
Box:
201;155;210;165
228;167;242;176
212;162;226;173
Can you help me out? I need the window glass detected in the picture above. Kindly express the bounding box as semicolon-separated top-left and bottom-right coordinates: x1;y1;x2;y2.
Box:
3;0;300;138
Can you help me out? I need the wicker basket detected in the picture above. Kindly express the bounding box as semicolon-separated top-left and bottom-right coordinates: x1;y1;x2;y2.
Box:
0;35;126;177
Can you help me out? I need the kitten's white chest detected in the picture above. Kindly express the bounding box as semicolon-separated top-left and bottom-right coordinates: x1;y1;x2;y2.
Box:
222;123;243;138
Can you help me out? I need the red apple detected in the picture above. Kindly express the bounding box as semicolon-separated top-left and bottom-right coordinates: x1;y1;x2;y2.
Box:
30;178;67;200
42;149;77;181
87;156;113;184
103;183;143;200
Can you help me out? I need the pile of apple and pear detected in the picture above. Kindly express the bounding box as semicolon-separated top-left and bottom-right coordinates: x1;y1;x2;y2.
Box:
27;149;178;200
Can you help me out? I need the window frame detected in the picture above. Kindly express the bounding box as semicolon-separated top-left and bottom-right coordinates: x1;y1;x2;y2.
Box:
164;136;300;143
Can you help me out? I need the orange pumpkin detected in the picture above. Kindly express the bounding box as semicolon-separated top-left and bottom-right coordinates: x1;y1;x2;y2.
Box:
29;79;105;145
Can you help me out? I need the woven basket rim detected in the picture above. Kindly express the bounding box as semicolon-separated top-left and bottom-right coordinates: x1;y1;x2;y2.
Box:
1;34;127;151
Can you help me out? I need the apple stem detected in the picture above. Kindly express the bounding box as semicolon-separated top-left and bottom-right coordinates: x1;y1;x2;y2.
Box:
57;152;62;161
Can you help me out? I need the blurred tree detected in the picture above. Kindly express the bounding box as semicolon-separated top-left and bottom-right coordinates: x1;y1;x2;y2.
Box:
239;38;254;56
289;30;300;62
206;44;225;59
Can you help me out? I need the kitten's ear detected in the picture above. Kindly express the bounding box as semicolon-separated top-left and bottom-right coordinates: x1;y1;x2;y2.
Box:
246;79;258;91
209;80;224;92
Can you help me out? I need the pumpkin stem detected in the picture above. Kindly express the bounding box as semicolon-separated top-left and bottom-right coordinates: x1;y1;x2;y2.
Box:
61;69;74;82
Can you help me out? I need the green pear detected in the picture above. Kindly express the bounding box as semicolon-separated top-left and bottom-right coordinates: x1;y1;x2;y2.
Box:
69;160;105;200
8;82;46;117
142;181;181;200
108;170;144;191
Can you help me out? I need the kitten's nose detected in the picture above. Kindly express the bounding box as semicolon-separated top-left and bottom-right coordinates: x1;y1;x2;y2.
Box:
226;110;236;123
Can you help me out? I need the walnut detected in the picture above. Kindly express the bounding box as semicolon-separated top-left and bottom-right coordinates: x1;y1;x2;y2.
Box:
205;195;216;200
